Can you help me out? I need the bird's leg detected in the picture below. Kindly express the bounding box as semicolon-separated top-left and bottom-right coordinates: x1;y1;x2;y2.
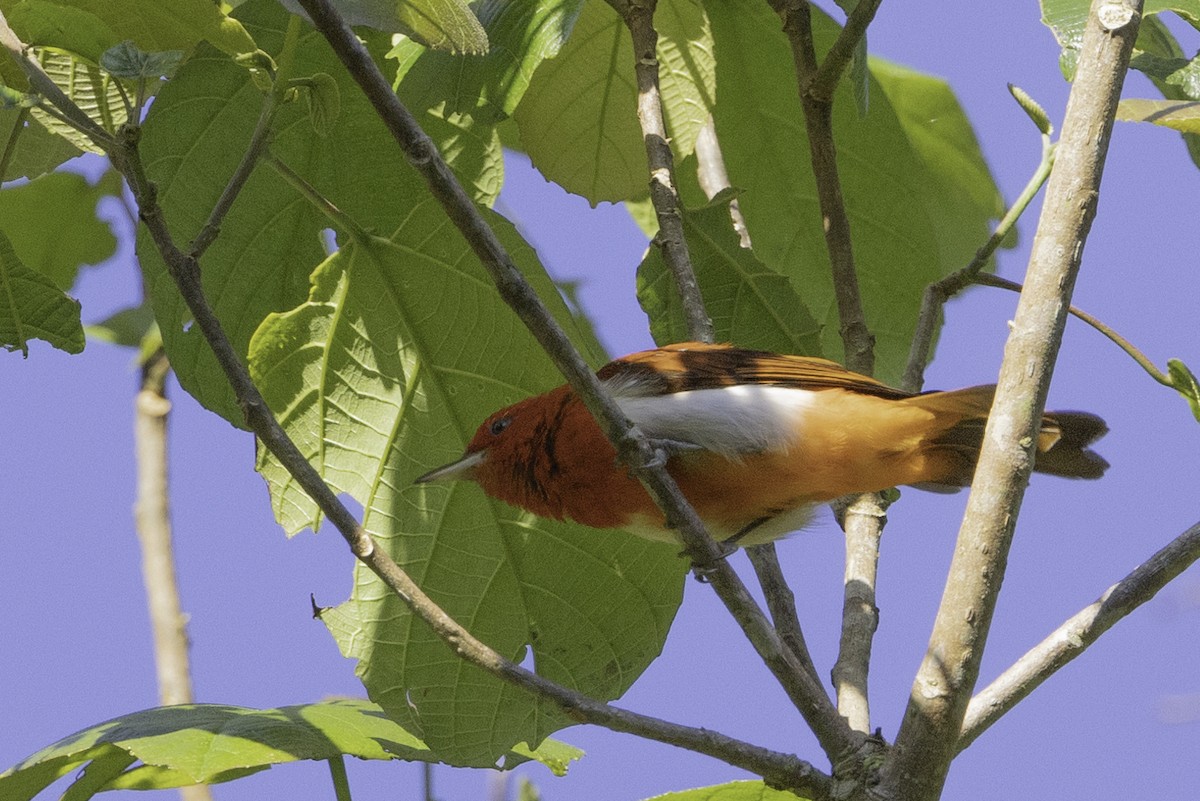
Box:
636;437;703;471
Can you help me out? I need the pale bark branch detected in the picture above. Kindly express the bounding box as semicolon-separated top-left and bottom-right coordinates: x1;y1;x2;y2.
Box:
134;351;214;801
831;492;889;734
694;117;750;247
959;520;1200;751
881;3;1143;799
606;0;713;343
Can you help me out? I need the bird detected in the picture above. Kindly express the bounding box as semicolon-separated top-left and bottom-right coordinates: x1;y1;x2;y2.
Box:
414;342;1108;546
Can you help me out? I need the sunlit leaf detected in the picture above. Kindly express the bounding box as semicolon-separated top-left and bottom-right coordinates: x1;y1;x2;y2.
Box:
0;230;84;356
1116;98;1200;133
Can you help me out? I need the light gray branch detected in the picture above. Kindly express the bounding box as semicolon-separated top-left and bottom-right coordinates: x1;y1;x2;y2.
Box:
881;3;1143;800
959;520;1200;750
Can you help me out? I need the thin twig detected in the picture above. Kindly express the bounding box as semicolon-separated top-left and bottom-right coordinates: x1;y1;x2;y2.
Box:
694;117;750;247
606;0;713;343
973;272;1173;387
294;0;859;762
189;17;301;258
746;544;821;686
902;133;1057;393
881;4;1143;800
808;0;884;103
768;0;873;375
959;520;1200;751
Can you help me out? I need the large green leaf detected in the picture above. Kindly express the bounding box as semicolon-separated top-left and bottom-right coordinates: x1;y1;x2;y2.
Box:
512;0;715;203
0;109;83;181
390;0;586;122
0;0;256;65
648;780;812;801
135;0;490;424
1040;0;1200;77
281;0;489;54
706;2;1002;384
0;699;582;801
638;192;823;355
249;209;684;766
0;170;118;290
0;229;84;356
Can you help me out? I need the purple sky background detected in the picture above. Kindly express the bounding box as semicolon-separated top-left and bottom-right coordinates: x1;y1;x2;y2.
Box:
3;3;1199;801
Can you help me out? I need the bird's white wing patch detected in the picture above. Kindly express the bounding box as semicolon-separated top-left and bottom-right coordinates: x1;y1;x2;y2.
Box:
613;385;817;457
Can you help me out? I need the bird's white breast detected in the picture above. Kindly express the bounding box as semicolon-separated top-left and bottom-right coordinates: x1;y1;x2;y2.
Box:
611;384;818;458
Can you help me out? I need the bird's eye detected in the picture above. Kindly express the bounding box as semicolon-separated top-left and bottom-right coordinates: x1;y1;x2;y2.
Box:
489;417;512;436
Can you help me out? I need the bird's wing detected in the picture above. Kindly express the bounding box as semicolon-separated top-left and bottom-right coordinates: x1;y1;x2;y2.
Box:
598;342;911;399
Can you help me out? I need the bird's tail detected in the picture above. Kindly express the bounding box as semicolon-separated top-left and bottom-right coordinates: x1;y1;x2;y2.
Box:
904;385;1109;490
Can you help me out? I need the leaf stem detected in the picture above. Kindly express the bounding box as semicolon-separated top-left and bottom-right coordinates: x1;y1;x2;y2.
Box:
328;755;352;801
902;131;1057;393
0;106;28;181
264;152;372;243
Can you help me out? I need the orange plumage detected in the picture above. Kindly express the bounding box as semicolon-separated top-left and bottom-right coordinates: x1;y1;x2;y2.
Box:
415;343;1108;545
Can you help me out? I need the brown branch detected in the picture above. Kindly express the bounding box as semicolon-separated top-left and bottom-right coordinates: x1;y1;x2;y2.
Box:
294;0;860;763
959;520;1200;751
746;544;821;686
768;0;873;375
808;0;884;103
606;0;713;343
881;3;1143;800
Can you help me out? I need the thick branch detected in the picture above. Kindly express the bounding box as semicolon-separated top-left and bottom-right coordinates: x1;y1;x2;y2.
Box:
608;0;713;343
295;0;859;762
882;4;1142;800
133;351;213;801
959;520;1200;750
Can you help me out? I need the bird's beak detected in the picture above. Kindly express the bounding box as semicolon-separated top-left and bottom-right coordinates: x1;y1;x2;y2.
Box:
413;450;485;484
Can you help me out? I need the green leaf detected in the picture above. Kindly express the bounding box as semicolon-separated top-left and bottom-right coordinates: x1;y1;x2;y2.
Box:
0;0;257;66
1127;15;1200;168
0;700;582;799
389;0;586;123
647;779;813;800
1167;358;1200;422
249;214;684;766
99;40;183;79
86;302;158;347
0;108;84;181
707;4;1002;384
1116;98;1200;132
512;0;715;203
0;170;118;290
300;72;340;137
637;192;823;355
27;48;126;152
1040;0;1200;79
0;229;85;356
1008;83;1053;135
135;0;456;426
280;0;489;54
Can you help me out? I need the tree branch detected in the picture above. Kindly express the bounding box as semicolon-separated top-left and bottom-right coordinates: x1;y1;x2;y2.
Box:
294;0;860;762
902;132;1057;393
746;544;822;686
881;3;1143;799
808;0;883;103
830;491;889;734
606;0;713;343
768;0;873;375
959;520;1200;751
